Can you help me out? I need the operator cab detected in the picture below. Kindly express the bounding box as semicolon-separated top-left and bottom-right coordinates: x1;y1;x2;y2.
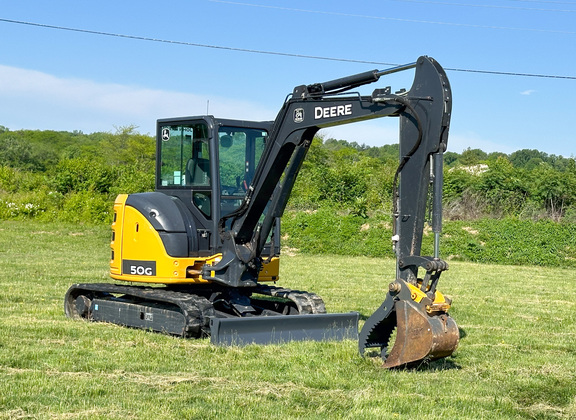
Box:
155;116;274;252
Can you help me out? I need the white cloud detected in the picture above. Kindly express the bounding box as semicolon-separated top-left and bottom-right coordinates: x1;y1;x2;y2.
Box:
0;65;530;156
520;89;536;96
0;65;276;134
0;66;432;147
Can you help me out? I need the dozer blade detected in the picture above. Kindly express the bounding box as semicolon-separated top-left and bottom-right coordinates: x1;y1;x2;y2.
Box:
210;312;359;346
359;295;459;368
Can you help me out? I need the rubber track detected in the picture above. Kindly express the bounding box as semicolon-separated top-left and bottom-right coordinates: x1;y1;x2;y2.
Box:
65;283;328;337
65;283;214;338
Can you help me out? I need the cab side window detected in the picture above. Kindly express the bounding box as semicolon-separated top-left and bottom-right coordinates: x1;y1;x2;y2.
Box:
159;123;211;217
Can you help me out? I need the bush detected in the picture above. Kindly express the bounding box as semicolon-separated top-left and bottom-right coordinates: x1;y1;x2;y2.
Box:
109;164;155;196
50;158;117;195
0;165;18;193
0;165;45;193
60;191;113;224
0;188;65;221
0;199;44;219
528;165;576;220
282;209;576;268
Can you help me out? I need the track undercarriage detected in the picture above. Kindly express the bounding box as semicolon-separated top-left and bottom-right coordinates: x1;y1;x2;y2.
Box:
64;283;358;345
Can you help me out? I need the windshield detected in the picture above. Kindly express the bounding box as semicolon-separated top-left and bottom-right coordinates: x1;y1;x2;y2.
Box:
218;126;267;216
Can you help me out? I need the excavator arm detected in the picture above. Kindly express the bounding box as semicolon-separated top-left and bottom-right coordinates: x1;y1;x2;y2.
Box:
205;56;448;286
203;56;459;367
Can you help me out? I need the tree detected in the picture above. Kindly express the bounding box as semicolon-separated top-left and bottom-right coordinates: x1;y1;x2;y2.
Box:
0;136;54;171
459;148;488;166
530;164;576;220
477;157;528;216
443;151;459;166
509;149;548;168
100;125;155;169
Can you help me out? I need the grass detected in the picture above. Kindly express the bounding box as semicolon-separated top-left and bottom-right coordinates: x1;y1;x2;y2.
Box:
1;220;576;419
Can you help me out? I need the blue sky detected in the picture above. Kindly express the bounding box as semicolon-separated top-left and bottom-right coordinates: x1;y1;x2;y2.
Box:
0;0;574;156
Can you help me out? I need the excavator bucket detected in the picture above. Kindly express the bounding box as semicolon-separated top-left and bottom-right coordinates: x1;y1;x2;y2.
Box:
359;283;459;368
383;300;459;368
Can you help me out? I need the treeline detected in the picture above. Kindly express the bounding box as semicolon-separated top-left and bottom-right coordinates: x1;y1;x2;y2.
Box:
283;139;576;266
0;125;154;222
291;139;576;222
1;126;575;223
2;126;576;266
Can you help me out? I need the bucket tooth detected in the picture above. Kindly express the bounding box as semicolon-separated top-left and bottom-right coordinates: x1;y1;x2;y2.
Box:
383;299;459;368
358;294;396;357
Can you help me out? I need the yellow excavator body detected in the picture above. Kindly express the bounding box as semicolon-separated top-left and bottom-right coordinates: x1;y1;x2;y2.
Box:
110;194;279;284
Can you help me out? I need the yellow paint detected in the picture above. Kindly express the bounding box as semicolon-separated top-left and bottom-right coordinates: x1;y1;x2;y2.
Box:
109;195;279;285
406;282;452;313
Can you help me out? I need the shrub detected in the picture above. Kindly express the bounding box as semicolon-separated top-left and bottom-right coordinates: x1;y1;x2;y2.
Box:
0;199;43;219
50;158;116;194
109;164;155;196
0;189;65;221
282;210;576;268
529;165;576;220
0;165;17;193
60;191;113;224
0;165;45;193
475;157;528;216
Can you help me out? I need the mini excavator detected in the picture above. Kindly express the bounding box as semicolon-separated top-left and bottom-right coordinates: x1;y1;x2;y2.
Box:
65;56;459;368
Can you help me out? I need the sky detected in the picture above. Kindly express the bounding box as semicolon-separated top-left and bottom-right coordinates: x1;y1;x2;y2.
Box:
0;0;575;156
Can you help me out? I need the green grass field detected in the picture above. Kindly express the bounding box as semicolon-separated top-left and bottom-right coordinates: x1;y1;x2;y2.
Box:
1;220;576;419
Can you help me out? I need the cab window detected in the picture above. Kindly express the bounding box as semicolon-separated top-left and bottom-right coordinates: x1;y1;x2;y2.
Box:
218;126;267;216
158;122;211;217
159;123;210;187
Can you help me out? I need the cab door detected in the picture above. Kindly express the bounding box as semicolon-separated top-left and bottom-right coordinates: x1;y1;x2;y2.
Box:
156;118;216;255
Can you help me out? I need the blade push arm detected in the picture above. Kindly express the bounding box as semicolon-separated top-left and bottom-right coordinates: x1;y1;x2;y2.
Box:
204;56;452;288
